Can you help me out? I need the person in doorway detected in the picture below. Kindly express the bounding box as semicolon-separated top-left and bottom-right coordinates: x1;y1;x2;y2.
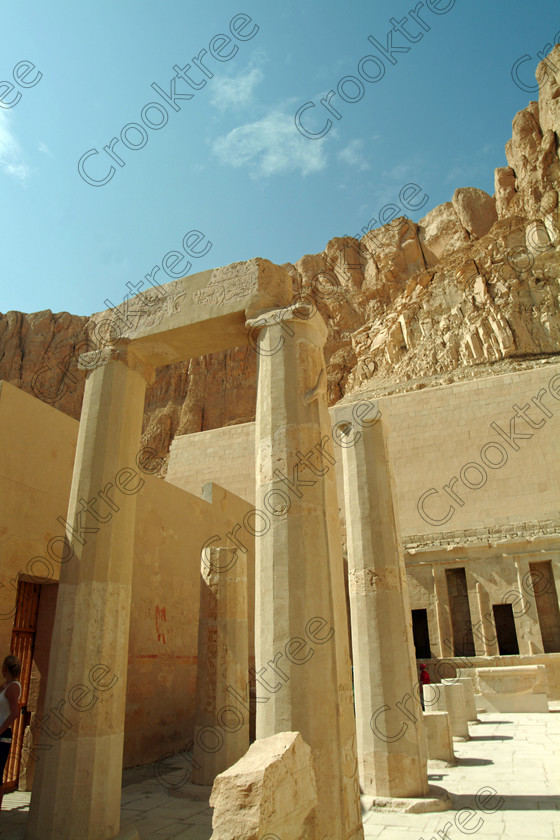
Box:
419;663;430;711
0;655;22;811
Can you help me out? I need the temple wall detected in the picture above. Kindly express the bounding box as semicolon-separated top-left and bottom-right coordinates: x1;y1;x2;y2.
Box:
166;362;560;538
127;479;255;768
166;363;560;691
0;381;255;772
0;382;78;655
2;358;560;775
167;422;256;504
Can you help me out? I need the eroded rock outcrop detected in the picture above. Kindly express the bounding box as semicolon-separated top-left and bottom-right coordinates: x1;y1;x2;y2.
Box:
1;46;560;469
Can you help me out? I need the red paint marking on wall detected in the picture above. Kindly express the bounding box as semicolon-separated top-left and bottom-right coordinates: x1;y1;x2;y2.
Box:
155;605;167;644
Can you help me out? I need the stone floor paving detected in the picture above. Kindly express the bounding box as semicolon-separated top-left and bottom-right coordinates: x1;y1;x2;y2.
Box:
1;710;559;839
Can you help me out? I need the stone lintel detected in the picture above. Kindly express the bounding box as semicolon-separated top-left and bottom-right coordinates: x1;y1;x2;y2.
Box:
87;258;293;367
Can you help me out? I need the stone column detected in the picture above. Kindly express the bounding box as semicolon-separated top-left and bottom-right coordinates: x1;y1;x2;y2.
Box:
513;556;543;654
431;566;446;659
335;406;429;800
433;566;453;659
248;303;363;840
470;582;489;656
192;546;249;784
26;345;152;840
474;582;499;656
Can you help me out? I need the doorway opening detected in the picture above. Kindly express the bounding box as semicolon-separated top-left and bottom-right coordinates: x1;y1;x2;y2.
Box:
492;603;520;655
4;581;41;792
411;609;432;659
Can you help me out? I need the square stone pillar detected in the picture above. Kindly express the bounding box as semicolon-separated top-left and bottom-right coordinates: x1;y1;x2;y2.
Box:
432;565;454;659
513;556;544;654
473;580;499;656
192;546;249;784
248;303;363;840
335;406;430;800
26;345;152;840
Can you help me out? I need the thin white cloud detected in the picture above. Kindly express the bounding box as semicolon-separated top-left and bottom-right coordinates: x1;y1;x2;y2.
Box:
212;109;327;178
337;139;370;171
38;141;51;156
0;112;29;182
210;66;264;110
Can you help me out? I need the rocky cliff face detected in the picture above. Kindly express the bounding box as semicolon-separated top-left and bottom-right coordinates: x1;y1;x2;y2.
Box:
2;47;560;470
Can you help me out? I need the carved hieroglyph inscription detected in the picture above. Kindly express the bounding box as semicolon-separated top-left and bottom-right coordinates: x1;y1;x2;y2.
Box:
192;265;255;306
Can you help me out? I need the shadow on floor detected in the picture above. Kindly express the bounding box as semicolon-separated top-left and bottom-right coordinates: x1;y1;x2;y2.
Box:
455;757;494;766
449;792;560;812
0;806;27;840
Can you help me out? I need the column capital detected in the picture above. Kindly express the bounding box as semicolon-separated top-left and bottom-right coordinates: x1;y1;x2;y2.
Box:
246;300;328;346
78;340;155;384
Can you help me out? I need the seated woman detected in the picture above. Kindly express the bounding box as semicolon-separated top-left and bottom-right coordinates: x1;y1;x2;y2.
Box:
0;655;22;812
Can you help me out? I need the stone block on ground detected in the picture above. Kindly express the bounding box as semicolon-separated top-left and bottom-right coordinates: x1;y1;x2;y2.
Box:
423;711;455;764
474;665;550;713
209;731;317;840
442;677;478;722
424;683;469;740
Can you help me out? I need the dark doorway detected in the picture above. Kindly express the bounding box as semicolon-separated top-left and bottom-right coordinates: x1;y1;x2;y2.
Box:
411;609;431;659
529;560;560;653
5;581;41;792
445;567;476;656
492;603;520;655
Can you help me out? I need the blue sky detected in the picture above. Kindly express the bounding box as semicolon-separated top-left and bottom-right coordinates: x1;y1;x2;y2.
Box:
1;0;559;316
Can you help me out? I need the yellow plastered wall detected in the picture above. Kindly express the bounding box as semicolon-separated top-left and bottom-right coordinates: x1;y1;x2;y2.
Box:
166;363;560;538
127;479;255;767
0;381;255;770
0;381;78;652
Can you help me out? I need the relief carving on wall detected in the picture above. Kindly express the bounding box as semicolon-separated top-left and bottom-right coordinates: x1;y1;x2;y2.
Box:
192;271;255;306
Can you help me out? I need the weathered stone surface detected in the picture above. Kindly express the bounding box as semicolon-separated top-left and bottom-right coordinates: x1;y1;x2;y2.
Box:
472;665;550;713
452;187;498;239
252;307;363;840
442;677;478;722
192;547;249;786
417;202;470;264
423;711;455;764
336;407;429;799
209;731;317;840
425;683;469;741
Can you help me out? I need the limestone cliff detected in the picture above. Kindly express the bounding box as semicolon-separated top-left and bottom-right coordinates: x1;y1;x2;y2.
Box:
1;47;560;470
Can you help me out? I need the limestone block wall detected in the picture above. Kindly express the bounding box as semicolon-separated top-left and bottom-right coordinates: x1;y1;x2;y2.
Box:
167;422;256;504
166;362;560;538
382;361;560;538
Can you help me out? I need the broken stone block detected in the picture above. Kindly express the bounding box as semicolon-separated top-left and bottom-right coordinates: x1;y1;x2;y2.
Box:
209;731;317;840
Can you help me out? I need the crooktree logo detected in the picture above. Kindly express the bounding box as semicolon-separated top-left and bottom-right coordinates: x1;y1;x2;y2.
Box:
295;1;455;139
0;60;42;108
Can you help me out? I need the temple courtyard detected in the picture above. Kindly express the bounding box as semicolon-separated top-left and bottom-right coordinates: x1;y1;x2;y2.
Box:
1;708;558;839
